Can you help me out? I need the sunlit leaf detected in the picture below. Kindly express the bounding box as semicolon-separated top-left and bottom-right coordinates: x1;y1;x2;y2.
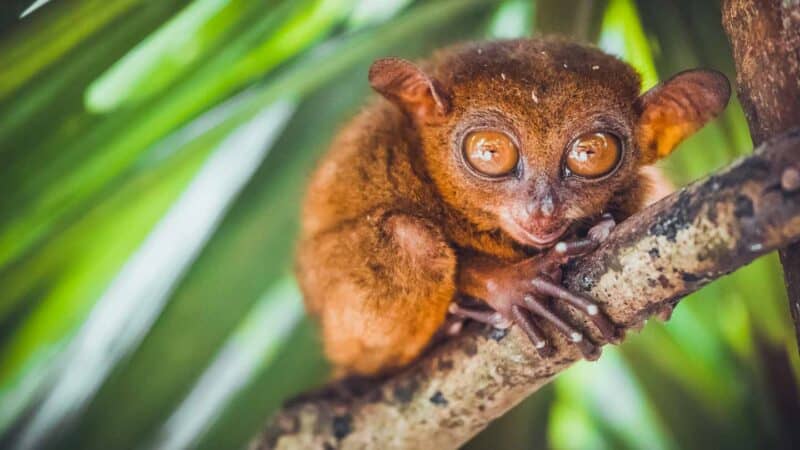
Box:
1;99;296;444
150;278;304;450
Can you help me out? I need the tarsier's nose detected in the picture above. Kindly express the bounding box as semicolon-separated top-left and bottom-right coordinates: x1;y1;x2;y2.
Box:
526;196;555;217
526;180;557;218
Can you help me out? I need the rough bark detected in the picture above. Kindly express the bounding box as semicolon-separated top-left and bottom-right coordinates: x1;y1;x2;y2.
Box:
722;0;800;349
252;130;800;450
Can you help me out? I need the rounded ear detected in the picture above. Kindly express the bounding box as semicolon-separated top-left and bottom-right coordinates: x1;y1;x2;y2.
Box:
636;69;731;163
368;57;450;122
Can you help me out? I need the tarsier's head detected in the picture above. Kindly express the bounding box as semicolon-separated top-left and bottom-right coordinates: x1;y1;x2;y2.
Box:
369;38;730;248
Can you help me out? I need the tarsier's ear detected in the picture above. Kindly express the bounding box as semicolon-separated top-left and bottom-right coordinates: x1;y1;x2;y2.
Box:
369;57;450;122
636;69;730;163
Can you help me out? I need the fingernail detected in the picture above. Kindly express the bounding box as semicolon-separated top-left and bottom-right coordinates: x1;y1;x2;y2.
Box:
782;167;800;192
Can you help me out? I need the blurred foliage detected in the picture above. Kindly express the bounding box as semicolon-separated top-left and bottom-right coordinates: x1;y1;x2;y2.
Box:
0;0;798;449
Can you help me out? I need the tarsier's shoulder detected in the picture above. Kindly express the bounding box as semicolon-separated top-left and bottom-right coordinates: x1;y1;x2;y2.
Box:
333;100;412;155
300;100;427;237
314;100;420;192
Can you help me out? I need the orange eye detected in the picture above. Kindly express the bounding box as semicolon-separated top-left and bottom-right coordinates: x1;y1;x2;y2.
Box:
565;132;622;178
463;130;519;177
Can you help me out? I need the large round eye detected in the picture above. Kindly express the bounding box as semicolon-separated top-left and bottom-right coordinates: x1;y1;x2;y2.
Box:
565;132;622;178
463;130;519;177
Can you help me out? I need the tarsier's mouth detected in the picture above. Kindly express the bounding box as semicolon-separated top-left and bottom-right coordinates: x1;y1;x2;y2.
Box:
504;218;570;248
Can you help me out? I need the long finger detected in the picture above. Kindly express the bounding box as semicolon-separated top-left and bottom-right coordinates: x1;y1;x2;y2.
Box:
510;304;549;355
522;294;599;359
531;277;621;343
449;303;512;329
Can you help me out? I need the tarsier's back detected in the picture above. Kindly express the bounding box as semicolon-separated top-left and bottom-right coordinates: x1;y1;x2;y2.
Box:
296;37;730;376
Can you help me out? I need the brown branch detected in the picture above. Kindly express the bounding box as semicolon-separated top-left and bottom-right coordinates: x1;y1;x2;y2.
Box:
253;130;800;450
722;0;800;350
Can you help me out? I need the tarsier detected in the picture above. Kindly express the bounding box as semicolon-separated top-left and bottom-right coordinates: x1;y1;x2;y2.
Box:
297;38;730;376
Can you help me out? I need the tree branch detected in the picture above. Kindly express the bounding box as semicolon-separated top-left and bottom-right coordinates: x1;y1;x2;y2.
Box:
722;0;800;350
253;130;800;450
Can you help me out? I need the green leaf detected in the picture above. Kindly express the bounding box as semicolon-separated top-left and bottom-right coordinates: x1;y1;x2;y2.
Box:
0;0;147;100
0;0;350;272
0;98;297;440
7;1;501;448
149;278;305;450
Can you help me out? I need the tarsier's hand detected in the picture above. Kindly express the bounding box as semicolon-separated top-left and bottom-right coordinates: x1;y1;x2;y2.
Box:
450;215;622;359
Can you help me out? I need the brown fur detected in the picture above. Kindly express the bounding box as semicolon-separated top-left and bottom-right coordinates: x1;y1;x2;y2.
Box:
296;37;729;376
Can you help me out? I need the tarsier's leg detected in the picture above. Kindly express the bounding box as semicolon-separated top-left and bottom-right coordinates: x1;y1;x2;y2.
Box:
297;212;456;376
452;215;621;359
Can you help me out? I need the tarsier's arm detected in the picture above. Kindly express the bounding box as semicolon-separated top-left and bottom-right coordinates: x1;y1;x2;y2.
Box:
298;39;730;377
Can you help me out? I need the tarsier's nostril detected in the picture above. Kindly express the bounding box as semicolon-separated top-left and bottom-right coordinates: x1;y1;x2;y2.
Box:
540;195;555;216
526;194;555;217
528;178;556;217
525;199;537;215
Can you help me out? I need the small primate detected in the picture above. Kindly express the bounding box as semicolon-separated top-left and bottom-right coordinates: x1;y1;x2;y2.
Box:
297;38;730;376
